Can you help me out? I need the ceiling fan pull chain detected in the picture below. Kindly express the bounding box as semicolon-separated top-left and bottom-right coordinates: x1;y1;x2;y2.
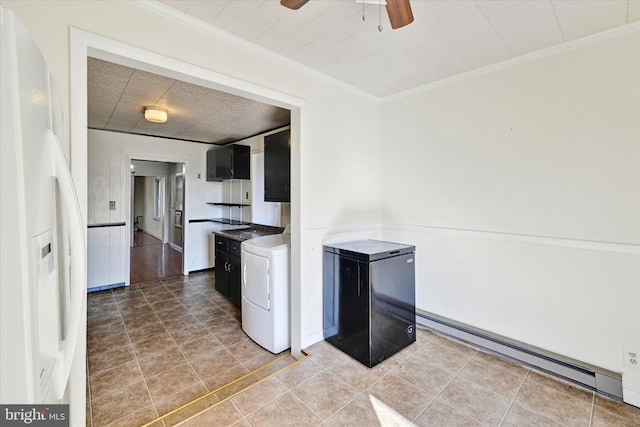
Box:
378;0;383;32
362;0;365;21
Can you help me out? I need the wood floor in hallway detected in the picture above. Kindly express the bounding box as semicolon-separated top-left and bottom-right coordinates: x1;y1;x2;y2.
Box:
130;231;183;284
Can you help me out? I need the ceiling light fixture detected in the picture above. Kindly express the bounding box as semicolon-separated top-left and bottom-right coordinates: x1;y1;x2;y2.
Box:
144;106;168;123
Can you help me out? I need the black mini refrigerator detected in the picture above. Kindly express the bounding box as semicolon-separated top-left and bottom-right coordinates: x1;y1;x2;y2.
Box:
323;240;416;368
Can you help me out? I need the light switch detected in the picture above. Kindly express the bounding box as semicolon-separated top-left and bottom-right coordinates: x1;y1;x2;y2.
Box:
109;201;116;210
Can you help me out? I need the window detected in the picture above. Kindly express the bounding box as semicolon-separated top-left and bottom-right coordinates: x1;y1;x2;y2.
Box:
154;178;162;220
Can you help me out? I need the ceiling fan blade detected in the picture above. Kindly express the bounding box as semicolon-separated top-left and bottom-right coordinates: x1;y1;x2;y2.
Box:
280;0;311;10
386;0;414;29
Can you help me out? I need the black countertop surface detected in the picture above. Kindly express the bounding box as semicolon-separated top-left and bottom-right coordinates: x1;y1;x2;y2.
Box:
213;224;285;242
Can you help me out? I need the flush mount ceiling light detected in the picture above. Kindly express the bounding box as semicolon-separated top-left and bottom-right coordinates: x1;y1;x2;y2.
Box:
280;0;413;30
144;106;168;124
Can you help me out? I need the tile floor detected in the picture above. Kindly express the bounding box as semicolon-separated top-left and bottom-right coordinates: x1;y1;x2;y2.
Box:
87;271;640;427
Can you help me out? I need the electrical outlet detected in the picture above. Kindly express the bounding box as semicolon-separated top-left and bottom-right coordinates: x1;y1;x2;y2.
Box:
623;346;639;369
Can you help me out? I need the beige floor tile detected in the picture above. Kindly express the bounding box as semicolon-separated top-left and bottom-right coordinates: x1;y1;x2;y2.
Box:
458;351;528;399
413;400;484;427
243;351;286;374
501;403;566;427
87;330;131;357
90;381;152;426
160;313;199;329
104;405;157;427
392;353;455;395
131;332;178;359
203;365;250;392
328;356;392;392
276;358;324;388
154;304;193;320
592;395;640;427
213;324;251;346
138;345;188;378
304;340;348;368
527;369;594;404
293;371;359;419
119;304;157;321
438;376;510;425
231;377;288;415
89;360;143;400
154;382;210;418
168;323;212;346
145;363;203;402
87;345;137;377
413;337;477;373
87;321;126;345
226;337;273;363
190;348;241;380
182;400;244;427
180;334;226;362
214;373;262;400
514;373;592;426
121;312;161;332
203;315;241;333
127;322;169;344
245;391;322;427
366;374;434;421
324;394;410;427
114;295;149;311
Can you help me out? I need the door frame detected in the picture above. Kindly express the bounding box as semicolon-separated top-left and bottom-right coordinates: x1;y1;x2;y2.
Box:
70;28;305;356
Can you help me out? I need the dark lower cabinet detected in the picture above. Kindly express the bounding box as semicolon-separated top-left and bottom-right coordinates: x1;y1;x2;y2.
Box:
214;235;241;307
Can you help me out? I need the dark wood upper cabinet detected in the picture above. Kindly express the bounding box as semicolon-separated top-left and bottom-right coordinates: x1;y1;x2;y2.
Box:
207;145;250;182
264;129;290;202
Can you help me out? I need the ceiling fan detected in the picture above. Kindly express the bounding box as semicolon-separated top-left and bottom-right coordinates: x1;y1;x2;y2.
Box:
280;0;414;30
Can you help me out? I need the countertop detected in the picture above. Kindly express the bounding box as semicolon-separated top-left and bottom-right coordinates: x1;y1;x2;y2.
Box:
212;223;285;242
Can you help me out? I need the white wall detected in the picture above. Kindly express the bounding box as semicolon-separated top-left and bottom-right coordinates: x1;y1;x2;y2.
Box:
88;129;225;275
381;29;640;405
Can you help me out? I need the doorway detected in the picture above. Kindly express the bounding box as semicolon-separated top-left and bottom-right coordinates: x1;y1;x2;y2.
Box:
129;160;185;284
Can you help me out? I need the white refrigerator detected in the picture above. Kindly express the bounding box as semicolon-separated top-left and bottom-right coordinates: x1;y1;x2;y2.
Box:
0;7;86;425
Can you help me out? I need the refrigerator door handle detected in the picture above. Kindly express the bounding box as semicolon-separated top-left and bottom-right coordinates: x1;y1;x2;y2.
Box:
49;130;86;399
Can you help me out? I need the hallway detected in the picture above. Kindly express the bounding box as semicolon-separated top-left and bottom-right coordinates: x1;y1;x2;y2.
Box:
130;231;183;284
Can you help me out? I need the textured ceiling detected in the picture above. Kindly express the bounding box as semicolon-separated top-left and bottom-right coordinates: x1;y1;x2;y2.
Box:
87;57;291;144
89;1;638;144
157;0;639;97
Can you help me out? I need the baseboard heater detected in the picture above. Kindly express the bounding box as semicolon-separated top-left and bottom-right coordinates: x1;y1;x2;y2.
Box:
416;310;623;401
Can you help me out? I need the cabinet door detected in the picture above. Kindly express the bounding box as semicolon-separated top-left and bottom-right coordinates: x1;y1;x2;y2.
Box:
228;254;242;307
264;130;290;202
215;249;229;298
206;150;220;182
231;145;250;180
215;146;233;180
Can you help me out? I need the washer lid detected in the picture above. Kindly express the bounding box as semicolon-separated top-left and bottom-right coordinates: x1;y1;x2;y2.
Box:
242;233;289;250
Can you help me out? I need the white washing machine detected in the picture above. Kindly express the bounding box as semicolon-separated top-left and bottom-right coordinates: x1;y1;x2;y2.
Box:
241;231;290;353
